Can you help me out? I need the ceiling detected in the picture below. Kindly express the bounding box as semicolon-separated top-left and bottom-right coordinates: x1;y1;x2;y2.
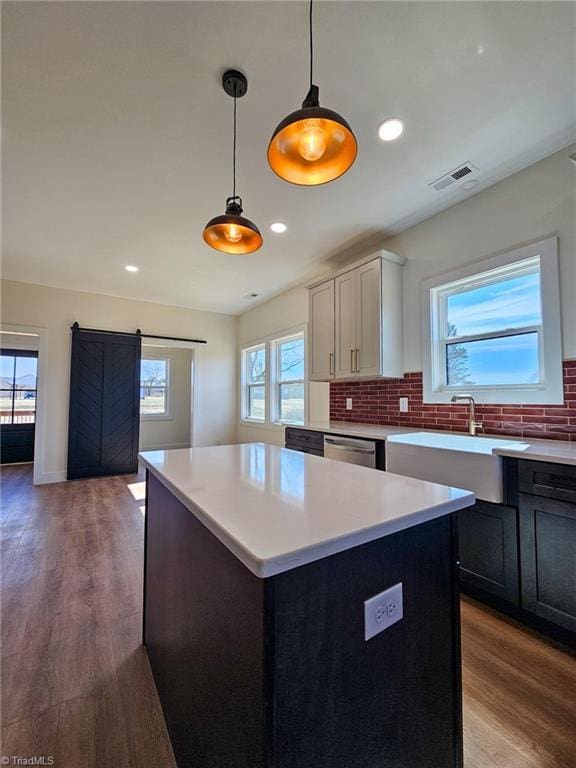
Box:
2;1;575;315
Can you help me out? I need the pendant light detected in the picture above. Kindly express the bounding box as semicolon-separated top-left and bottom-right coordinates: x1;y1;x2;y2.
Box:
267;0;357;186
203;70;263;254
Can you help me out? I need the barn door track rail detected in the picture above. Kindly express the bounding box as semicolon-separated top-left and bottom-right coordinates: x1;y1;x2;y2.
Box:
70;322;207;345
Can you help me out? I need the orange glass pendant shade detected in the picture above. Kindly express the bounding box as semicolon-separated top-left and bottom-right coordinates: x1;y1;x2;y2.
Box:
203;196;263;255
268;94;357;186
268;1;358;186
202;70;263;255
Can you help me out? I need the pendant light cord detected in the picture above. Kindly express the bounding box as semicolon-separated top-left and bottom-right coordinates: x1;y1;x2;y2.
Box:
232;90;237;200
309;0;314;88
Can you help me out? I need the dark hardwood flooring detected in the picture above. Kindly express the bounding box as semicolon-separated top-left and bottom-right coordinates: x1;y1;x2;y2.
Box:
1;463;575;767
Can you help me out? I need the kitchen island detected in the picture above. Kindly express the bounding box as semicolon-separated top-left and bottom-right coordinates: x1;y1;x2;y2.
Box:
141;443;474;768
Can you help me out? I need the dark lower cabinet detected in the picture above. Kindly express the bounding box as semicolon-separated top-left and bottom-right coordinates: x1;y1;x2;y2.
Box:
519;493;576;632
285;427;386;469
285;427;324;456
458;501;519;604
459;460;576;646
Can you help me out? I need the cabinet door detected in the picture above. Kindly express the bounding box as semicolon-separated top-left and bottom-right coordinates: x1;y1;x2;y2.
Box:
334;271;357;378
308;281;335;381
458;501;519;604
519;493;576;631
355;260;381;378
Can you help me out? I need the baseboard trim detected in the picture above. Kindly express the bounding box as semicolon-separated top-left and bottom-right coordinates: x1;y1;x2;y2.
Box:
34;469;67;485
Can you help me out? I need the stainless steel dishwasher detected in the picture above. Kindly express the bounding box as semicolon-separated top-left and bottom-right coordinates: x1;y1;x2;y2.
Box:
323;435;377;469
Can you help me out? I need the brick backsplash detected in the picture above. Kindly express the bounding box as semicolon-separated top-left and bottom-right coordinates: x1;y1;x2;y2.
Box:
330;359;576;442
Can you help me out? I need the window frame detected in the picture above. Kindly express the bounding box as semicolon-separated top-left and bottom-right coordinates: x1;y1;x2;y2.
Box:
242;342;267;423
271;332;306;426
240;326;308;427
421;236;563;404
140;355;171;420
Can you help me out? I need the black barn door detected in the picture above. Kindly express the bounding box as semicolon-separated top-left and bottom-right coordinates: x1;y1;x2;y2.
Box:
67;326;141;479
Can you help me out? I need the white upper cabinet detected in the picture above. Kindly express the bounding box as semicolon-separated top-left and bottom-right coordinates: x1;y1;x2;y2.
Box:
308;251;405;382
335;270;357;378
308;279;335;380
355;260;382;378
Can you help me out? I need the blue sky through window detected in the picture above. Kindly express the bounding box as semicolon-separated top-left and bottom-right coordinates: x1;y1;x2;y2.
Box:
446;272;541;337
445;270;541;386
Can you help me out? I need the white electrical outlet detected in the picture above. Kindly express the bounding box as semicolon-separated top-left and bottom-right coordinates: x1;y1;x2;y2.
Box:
364;583;404;640
399;397;409;412
346;398;353;410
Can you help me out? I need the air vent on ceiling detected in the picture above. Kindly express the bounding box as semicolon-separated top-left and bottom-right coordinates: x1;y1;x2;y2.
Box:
430;162;478;192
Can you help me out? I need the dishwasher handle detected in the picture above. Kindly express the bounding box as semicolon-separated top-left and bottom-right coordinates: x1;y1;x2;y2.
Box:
324;436;376;454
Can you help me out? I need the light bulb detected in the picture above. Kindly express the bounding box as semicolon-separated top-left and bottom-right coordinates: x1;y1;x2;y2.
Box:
224;223;243;243
297;120;327;162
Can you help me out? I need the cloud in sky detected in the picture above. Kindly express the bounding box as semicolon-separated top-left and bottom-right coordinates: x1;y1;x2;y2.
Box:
447;272;541;337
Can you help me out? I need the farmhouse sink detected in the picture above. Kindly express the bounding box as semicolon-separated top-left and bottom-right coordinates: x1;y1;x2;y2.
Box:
385;432;529;503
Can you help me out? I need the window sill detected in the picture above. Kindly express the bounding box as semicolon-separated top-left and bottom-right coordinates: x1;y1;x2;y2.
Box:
423;384;564;405
141;414;173;422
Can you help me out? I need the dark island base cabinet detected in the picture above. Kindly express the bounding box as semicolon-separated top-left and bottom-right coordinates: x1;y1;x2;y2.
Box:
144;472;463;768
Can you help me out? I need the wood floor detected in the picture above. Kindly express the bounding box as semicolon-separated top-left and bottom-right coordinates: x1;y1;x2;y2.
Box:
1;464;575;768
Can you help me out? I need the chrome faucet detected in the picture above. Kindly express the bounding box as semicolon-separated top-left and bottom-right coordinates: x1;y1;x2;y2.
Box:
451;394;483;436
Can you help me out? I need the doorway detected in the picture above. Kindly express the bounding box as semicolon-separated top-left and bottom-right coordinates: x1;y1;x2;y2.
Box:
0;348;39;464
139;340;195;453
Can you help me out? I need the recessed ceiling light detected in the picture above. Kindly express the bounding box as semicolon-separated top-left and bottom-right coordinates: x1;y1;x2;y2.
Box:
378;118;404;142
270;222;287;234
461;179;480;191
124;265;139;272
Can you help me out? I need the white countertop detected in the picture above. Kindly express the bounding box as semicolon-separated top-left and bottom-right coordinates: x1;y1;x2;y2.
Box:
140;444;474;579
493;438;576;465
301;422;576;466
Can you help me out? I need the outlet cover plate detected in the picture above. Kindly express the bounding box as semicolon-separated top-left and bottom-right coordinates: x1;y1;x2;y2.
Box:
346;398;353;410
364;583;403;640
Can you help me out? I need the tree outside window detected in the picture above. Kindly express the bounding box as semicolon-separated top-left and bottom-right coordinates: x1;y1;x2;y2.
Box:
140;358;168;416
276;336;305;424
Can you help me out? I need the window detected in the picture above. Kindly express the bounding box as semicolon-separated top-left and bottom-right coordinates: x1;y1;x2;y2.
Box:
241;329;307;425
0;351;38;424
245;345;266;421
140;358;169;418
422;237;563;404
274;334;305;425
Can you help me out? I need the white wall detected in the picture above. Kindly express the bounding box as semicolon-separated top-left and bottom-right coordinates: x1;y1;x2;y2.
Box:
383;145;576;370
139;346;193;451
238;285;330;446
0;280;238;483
